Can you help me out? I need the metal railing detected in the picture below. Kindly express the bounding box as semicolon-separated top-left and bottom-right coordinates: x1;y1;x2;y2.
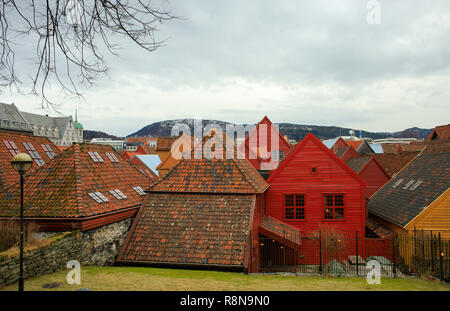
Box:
254;229;449;281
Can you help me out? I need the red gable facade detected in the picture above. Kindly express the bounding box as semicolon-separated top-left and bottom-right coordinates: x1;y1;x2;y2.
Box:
265;133;367;236
240;116;292;171
346;156;390;198
0;131;61;191
0;143;153;231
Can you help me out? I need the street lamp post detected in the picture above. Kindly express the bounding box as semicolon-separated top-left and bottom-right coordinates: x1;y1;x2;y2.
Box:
11;153;33;292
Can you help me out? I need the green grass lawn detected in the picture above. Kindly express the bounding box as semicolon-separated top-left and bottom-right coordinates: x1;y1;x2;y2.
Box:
1;266;449;291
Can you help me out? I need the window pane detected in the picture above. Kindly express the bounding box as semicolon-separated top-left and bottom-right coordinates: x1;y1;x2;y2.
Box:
285;195;294;207
295;194;304;206
335;194;344;206
335;208;344;219
324;208;333;219
285;208;294;219
325;194;333;206
295;207;304;219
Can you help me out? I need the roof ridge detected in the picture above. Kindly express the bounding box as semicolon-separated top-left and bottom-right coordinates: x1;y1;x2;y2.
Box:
73;144;86;217
148;157;185;191
232;158;268;193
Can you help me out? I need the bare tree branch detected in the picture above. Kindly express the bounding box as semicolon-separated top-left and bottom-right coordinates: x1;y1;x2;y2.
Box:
0;0;177;110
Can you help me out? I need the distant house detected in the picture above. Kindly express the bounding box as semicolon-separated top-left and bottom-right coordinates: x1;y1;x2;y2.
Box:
118;152;270;271
239;116;292;172
0;130;61;191
265;133;367;236
368;146;450;238
0;102;83;146
425;124;450;141
91;138;125;150
136;145;156;155
155;136;180;165
0;143;153;231
346;156;390;198
331;139;390;199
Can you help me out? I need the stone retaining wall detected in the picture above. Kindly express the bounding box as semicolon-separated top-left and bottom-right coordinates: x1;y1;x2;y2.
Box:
0;218;132;287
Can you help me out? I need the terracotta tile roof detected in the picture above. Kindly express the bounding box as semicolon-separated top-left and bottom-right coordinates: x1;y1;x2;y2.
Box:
426;124;450;141
118;192;255;266
0;143;153;218
345;140;363;150
129;156;159;181
156;136;180;151
381;144;400;154
372;152;419;177
399;142;425;152
136;145;156;155
150;157;269;194
368;151;450;226
259;216;301;248
346;156;372;174
335;146;349;158
421;141;450;155
0;131;61;190
122;151;137;160
356;141;375;156
366;218;393;239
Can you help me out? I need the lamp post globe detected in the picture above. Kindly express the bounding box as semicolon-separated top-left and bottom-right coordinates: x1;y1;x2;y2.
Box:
11;153;33;173
10;153;33;292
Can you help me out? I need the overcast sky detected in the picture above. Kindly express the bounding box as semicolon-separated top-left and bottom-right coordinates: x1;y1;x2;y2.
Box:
3;0;450;137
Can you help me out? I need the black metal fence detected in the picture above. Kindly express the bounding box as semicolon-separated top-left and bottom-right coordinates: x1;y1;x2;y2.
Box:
396;229;450;282
256;230;450;281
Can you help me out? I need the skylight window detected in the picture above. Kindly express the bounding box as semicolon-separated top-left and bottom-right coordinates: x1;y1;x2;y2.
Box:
23;142;45;166
41;144;56;159
109;189;128;200
105;152;120;163
3;140;20;156
132;186;146;196
88;192;103;203
409;180;423;190
88;192;109;203
402;180;415;189
88;151;104;163
392;179;404;188
95;192;109;202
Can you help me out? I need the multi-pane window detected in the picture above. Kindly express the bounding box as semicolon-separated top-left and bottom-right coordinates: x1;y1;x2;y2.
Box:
41;144;56;159
132;186;146;196
109;189;127;200
23;142;45;166
324;194;344;220
3;140;20;156
284;194;305;220
88;151;104;163
88;191;109;203
105;152;120;163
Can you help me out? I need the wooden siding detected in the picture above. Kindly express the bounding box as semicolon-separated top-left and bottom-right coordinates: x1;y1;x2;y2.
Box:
404;188;450;239
266;134;366;236
243;116;292;170
360;159;390;199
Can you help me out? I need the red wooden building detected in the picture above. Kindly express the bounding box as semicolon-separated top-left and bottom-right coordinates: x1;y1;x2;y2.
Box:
239;116;292;172
265;133;367;237
346;156;390;198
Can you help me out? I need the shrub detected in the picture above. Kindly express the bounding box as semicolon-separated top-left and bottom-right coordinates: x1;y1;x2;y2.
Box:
0;219;40;252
